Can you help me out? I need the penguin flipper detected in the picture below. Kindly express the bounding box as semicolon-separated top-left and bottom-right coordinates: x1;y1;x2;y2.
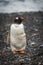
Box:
6;32;10;45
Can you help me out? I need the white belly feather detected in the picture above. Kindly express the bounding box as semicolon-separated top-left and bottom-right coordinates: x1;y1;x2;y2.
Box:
10;23;26;51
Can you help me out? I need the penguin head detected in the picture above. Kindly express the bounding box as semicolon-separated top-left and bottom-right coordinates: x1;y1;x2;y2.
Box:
14;17;26;24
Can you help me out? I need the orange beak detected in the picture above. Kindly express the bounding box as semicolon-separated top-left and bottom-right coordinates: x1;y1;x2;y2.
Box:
20;17;27;20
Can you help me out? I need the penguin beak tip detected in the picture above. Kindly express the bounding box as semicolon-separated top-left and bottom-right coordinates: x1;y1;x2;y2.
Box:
20;17;27;20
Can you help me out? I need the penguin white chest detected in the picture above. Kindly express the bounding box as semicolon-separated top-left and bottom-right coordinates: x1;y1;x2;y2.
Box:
10;24;26;51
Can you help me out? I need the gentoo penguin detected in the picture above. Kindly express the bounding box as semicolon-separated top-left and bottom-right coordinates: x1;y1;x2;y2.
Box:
7;17;26;54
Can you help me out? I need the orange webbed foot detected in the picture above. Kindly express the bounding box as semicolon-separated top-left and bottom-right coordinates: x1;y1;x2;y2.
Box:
20;50;26;54
12;49;18;55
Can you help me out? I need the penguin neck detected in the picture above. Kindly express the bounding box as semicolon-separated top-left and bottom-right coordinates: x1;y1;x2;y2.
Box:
14;23;23;27
14;22;22;25
14;23;22;25
14;23;21;24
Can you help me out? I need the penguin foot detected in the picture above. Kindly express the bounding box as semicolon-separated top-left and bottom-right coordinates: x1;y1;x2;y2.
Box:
20;50;25;54
12;50;18;55
12;50;26;54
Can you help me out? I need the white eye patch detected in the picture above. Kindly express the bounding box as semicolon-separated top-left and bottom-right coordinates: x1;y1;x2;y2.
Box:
16;17;19;20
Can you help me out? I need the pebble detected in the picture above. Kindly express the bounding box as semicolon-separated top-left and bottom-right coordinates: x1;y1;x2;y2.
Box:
0;12;43;65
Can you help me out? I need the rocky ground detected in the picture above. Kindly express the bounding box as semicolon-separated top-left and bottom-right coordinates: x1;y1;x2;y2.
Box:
0;12;43;65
